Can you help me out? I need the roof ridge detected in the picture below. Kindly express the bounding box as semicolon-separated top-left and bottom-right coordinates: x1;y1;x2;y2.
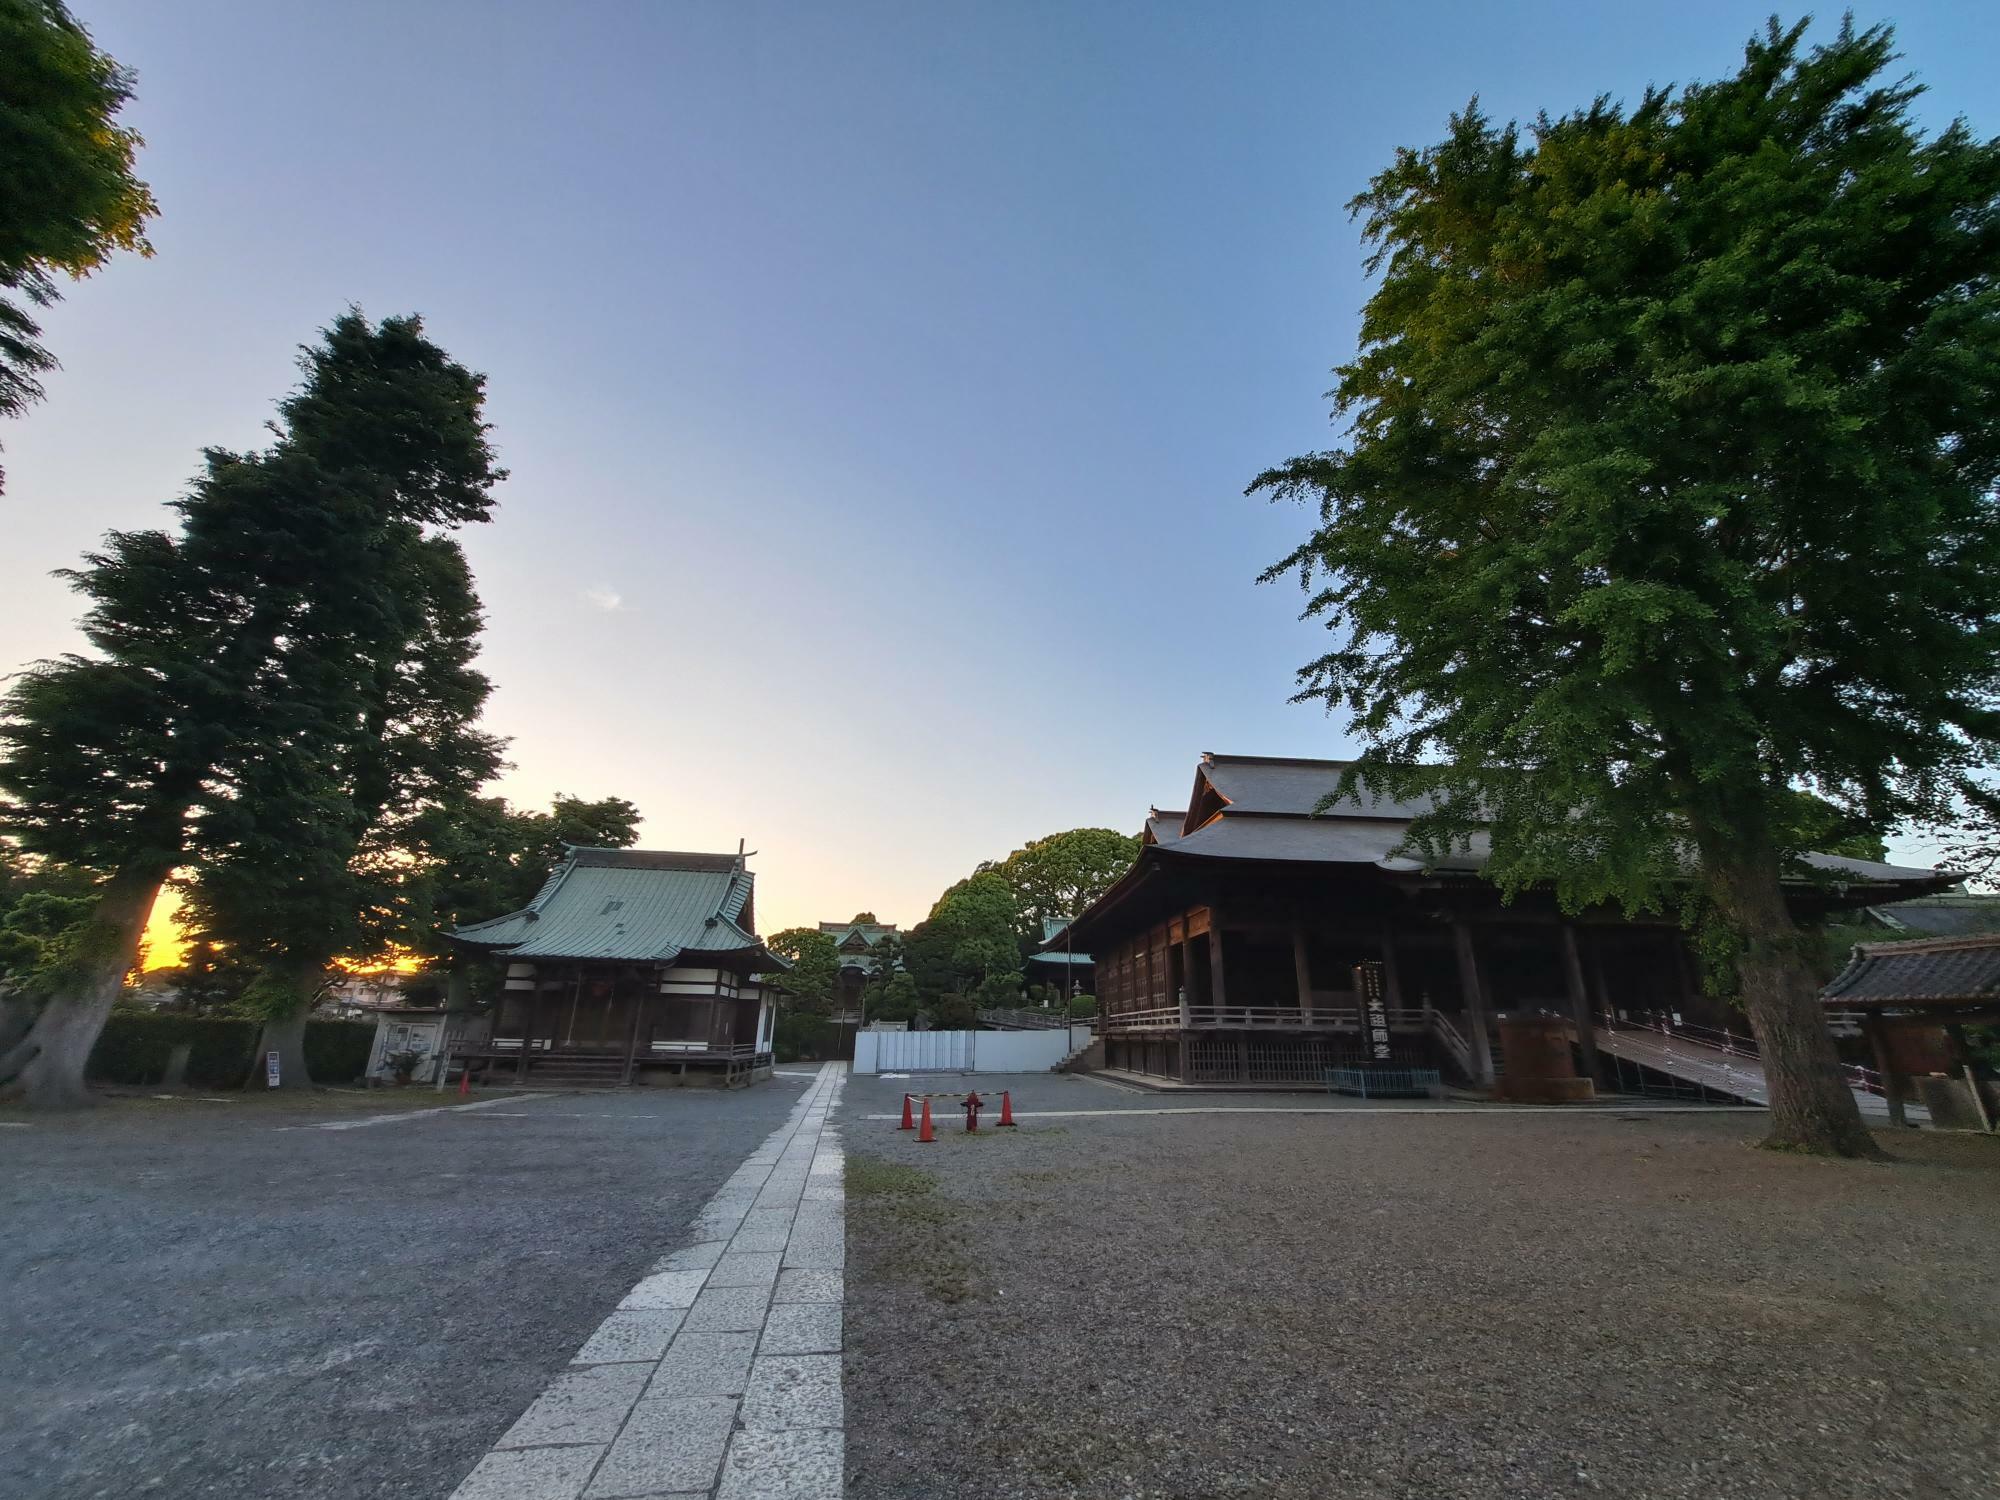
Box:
1855;932;2000;956
1202;753;1358;768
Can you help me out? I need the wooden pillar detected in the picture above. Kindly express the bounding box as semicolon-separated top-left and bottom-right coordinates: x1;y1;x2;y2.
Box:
1178;937;1196;1026
517;985;537;1081
1560;924;1601;1080
1207;922;1228;1015
1291;925;1314;1022
1452;920;1497;1088
620;985;647;1086
1864;1016;1906;1127
1586;939;1614;1025
1380;923;1405;1013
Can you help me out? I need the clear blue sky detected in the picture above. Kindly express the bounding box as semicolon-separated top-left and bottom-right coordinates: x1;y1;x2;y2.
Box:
5;2;1995;933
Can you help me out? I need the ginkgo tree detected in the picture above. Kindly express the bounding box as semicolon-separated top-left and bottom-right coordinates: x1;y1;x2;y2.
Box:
1256;18;2000;1157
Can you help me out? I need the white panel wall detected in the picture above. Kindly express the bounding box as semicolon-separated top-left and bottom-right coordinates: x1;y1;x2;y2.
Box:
853;1029;1077;1075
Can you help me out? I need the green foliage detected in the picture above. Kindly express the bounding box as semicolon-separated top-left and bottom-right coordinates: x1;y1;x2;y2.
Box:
926;995;977;1030
766;927;840;1011
869;970;922;1025
2;312;503;887
848;911;878;924
167;314;507;1005
0;0;157;481
980;828;1139;939
0;848;95;981
902;871;1022;1002
1254;17;2000;925
772;1008;842;1063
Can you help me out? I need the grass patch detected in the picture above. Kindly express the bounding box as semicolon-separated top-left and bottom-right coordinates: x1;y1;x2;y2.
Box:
846;1151;977;1304
846;1158;938;1197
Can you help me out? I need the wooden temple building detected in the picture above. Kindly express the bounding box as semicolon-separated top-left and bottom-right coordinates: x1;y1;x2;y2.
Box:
449;846;787;1087
1822;933;2000;1130
1058;754;1952;1090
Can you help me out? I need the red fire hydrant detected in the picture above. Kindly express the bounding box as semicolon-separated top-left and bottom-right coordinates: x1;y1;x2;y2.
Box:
962;1090;983;1133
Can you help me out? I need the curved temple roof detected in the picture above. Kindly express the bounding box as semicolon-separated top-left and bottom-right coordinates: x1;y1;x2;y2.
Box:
1057;753;1956;951
1822;933;2000;1008
452;846;789;969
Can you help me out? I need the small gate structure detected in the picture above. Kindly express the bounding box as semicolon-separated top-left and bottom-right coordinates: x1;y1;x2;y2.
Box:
867;1029;976;1073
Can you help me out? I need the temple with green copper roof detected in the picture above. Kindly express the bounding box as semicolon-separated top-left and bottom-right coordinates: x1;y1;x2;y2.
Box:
448;845;788;1087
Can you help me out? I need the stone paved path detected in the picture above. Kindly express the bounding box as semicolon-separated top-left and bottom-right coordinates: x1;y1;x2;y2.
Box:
449;1063;846;1500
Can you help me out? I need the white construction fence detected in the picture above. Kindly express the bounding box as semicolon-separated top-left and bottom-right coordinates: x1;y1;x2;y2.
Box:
854;1026;1090;1075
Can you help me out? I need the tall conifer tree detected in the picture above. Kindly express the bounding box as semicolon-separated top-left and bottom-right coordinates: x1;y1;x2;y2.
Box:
0;312;501;1107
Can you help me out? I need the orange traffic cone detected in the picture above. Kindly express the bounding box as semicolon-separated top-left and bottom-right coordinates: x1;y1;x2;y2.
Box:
996;1090;1016;1126
458;1064;471;1098
899;1093;914;1130
917;1097;935;1143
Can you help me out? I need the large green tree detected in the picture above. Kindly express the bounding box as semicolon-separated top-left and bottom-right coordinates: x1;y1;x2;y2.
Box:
902;871;1022;1008
981;827;1139;940
0;0;156;486
179;534;503;1087
1254;18;2000;1156
766;927;840;1013
0;312;500;1108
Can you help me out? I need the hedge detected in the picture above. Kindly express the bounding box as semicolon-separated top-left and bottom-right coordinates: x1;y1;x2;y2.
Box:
774;1012;845;1063
88;1011;378;1088
303;1020;376;1083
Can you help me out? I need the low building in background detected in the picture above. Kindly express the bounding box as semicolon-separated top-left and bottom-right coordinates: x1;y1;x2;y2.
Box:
818;918;900;1016
1822;933;2000;1130
448;846;788;1087
1028;915;1093;997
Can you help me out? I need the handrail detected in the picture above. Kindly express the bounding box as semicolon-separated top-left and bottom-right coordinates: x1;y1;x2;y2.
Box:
1597;1017;1884;1098
1099;1004;1432;1032
1604;1013;1761;1058
1429;1010;1472;1075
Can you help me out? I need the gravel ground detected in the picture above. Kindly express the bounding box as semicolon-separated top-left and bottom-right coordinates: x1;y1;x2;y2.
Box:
0;1076;813;1500
842;1073;2000;1500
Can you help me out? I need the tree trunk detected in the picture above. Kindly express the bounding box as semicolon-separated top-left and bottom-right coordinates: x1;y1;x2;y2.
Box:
1705;845;1879;1158
251;1006;313;1092
0;871;163;1111
247;959;324;1091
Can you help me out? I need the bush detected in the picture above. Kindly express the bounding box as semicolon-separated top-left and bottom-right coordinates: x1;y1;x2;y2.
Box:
774;1010;843;1063
88;1010;259;1087
1068;993;1097;1018
303;1020;375;1084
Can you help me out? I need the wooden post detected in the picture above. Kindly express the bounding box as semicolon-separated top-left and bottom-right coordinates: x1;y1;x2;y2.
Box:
1178;937;1196;1027
1451;920;1497;1088
517;986;537;1082
1586;940;1612;1023
1380;923;1405;1016
1292;925;1314;1023
1207;922;1228;1016
1561;924;1601;1081
620;986;646;1086
1864;1016;1906;1128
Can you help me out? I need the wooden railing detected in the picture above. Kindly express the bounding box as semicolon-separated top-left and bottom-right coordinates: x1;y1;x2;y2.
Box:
1100;1005;1432;1033
1429;1010;1473;1077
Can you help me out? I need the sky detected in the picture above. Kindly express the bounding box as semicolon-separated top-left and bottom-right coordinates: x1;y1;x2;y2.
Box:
5;1;1997;949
